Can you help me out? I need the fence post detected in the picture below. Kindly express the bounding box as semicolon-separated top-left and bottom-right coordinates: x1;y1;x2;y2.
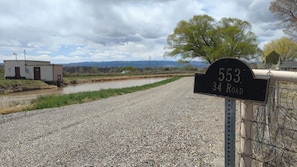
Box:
240;101;253;167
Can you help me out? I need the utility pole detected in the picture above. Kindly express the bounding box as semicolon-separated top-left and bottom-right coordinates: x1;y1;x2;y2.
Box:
24;50;26;60
13;52;17;60
149;55;151;69
24;49;27;73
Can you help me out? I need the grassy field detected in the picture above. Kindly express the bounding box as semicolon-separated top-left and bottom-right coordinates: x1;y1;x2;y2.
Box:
1;76;182;114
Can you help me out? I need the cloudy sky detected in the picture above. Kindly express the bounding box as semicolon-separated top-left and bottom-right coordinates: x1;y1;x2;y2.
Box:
0;0;285;64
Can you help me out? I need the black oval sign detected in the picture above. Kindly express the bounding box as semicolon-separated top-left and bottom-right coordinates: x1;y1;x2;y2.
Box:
194;58;269;103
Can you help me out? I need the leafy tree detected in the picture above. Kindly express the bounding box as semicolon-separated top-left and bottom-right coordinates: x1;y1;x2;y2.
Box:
270;0;297;37
182;65;196;71
0;65;4;73
144;67;153;71
262;37;297;61
120;66;136;72
78;66;85;73
109;67;120;73
90;66;99;73
266;51;280;65
165;15;259;64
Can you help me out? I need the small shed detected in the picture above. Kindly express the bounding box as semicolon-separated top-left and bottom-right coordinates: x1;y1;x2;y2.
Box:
279;60;297;71
4;60;63;85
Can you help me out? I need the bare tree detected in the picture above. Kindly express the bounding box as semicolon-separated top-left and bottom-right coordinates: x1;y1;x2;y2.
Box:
270;0;297;37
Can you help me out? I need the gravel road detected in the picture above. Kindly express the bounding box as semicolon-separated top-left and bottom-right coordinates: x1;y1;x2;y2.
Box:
0;77;225;166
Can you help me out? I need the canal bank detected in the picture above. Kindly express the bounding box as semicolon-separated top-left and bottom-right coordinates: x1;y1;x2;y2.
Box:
0;77;182;115
0;73;191;94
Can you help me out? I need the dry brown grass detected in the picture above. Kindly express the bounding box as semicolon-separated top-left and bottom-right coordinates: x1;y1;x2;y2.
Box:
0;105;29;115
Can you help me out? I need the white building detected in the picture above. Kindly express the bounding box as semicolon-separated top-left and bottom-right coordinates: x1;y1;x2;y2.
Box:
4;60;63;84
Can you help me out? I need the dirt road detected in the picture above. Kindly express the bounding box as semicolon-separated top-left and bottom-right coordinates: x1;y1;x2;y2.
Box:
0;77;225;166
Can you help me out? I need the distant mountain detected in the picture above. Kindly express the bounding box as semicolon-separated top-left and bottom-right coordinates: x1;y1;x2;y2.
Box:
64;60;209;69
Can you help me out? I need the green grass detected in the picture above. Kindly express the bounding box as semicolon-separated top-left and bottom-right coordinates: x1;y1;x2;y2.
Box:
0;79;46;86
0;71;47;87
26;76;182;110
0;71;55;94
0;79;51;94
0;72;4;80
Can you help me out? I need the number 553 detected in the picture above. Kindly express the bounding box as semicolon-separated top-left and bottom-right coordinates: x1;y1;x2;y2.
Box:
218;68;241;83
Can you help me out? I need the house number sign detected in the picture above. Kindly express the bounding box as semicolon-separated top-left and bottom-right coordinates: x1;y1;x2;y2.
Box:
194;58;270;166
213;67;242;95
194;58;269;103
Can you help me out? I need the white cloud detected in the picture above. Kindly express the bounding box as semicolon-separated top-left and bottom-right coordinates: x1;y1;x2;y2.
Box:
0;0;286;63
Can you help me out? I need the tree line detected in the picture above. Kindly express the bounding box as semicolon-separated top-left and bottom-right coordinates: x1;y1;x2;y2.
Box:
63;65;197;76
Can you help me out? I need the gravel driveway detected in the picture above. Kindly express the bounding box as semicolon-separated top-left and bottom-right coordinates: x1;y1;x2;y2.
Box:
0;77;225;166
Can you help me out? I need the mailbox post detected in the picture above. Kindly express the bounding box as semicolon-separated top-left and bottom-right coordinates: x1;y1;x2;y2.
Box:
194;58;269;167
225;98;236;166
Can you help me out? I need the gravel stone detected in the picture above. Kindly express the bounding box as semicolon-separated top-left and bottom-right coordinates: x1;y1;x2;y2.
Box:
0;77;225;166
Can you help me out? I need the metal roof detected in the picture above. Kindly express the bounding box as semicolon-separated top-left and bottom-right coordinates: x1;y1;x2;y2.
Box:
279;60;297;68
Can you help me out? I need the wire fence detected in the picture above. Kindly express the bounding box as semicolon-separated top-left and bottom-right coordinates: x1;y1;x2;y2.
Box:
239;79;297;166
